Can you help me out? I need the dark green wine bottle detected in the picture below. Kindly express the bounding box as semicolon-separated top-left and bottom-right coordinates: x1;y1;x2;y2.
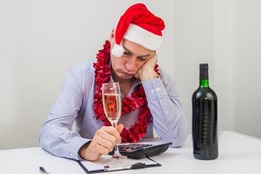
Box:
192;63;218;160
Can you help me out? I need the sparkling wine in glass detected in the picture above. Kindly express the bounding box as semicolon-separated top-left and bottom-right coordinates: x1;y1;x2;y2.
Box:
102;82;125;159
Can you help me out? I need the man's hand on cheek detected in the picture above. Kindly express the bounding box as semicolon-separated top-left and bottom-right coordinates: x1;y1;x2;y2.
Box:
135;54;159;81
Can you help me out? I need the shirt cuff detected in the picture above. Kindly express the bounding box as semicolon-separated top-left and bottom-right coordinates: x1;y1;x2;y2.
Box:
142;78;168;100
68;137;91;160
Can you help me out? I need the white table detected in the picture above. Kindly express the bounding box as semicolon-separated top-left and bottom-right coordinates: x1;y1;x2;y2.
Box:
0;131;261;174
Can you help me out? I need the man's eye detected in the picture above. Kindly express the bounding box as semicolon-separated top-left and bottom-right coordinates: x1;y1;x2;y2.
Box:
137;57;147;61
123;52;131;56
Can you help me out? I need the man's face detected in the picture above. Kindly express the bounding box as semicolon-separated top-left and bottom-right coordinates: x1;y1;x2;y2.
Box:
110;39;155;82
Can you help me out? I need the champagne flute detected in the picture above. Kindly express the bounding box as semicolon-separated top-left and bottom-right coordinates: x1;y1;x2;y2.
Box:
102;82;125;159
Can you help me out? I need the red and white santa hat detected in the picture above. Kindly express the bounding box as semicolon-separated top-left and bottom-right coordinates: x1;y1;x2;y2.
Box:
111;3;165;57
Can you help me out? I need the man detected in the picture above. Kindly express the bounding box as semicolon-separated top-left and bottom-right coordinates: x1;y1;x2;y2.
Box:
39;3;189;161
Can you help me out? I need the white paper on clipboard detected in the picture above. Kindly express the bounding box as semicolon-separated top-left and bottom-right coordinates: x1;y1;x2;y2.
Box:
78;155;160;173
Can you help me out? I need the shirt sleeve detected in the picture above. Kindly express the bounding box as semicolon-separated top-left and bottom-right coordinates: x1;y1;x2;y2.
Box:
39;67;90;160
142;69;189;147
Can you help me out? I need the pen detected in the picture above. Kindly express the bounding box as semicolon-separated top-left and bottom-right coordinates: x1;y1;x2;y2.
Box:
104;164;131;171
104;162;146;171
39;166;49;174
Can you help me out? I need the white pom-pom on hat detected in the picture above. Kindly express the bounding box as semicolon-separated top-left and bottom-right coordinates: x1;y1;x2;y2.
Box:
111;44;125;57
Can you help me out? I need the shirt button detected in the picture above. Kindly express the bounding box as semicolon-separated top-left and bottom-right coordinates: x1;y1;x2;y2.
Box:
156;87;160;91
151;89;155;94
70;153;74;157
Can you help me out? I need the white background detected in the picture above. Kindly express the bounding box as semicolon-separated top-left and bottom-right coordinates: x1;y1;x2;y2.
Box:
0;0;260;149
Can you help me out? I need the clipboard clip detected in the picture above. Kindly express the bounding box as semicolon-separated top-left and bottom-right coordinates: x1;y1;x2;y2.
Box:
104;162;146;172
131;162;146;169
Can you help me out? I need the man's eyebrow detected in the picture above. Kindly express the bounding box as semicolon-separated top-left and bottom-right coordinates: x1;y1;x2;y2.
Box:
138;54;151;58
123;46;151;58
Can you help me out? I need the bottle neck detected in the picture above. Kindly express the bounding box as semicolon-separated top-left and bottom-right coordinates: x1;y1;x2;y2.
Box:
200;79;209;88
199;69;209;88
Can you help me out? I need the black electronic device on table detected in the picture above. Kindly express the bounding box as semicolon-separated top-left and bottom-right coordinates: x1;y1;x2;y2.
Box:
118;142;172;159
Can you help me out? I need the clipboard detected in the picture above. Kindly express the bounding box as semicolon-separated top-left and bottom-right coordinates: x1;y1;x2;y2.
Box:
77;155;161;174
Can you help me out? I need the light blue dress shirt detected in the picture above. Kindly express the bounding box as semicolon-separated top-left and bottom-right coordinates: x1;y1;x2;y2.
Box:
39;58;189;160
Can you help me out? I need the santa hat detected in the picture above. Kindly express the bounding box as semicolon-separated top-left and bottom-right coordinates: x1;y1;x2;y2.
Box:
111;3;165;57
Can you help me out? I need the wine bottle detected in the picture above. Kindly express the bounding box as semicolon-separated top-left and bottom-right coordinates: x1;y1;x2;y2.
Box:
192;63;218;160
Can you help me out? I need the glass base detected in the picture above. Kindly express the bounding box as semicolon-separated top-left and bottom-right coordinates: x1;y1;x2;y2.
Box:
112;153;127;160
105;155;129;170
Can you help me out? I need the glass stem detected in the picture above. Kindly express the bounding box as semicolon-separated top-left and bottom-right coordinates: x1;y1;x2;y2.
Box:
112;121;117;128
112;121;118;152
114;144;120;154
111;121;121;157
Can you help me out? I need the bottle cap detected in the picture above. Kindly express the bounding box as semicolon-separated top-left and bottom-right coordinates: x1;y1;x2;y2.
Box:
200;63;208;69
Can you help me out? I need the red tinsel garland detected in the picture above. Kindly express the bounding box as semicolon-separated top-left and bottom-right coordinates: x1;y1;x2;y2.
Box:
93;40;159;143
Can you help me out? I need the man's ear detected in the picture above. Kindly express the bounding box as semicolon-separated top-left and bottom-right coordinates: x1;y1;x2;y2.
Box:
109;28;115;41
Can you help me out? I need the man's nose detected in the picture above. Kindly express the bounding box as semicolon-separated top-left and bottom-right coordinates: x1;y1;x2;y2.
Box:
125;57;136;72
